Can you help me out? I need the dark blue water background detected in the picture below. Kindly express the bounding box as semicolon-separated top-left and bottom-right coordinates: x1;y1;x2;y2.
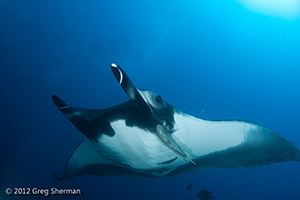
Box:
1;1;300;199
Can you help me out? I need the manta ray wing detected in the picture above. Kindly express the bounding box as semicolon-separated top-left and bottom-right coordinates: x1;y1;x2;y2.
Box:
54;139;152;181
167;112;300;176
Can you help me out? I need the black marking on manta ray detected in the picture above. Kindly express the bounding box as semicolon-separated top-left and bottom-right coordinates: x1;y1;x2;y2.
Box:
51;95;175;140
158;157;177;165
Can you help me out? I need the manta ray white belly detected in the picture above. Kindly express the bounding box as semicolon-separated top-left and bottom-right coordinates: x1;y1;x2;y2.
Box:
94;119;189;176
89;111;250;177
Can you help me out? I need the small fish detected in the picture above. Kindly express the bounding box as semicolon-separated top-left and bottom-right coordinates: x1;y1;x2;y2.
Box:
186;183;193;191
196;190;215;200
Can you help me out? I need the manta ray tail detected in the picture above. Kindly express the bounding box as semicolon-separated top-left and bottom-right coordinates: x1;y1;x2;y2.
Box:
185;156;197;166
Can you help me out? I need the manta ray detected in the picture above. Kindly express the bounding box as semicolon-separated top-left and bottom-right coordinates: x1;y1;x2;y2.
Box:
52;63;300;180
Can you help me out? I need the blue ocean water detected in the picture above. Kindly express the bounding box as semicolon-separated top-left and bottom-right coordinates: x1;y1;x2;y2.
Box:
1;0;300;199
